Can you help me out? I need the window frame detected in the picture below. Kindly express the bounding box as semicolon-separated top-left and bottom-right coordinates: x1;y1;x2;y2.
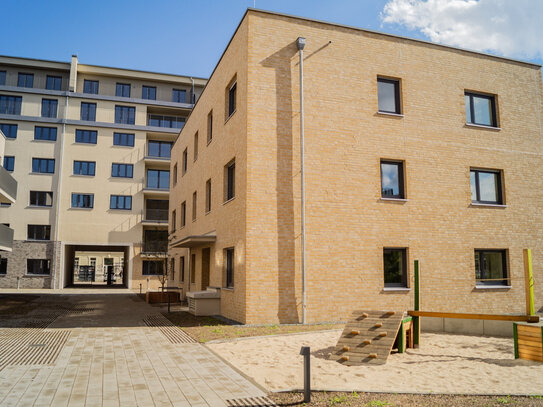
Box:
182;148;188;175
115;105;135;125
205;179;211;213
180;256;185;282
75;129;97;144
29;191;53;207
383;247;408;288
27;225;51;241
207;110;213;144
17;73;34;88
32;158;55;174
113;132;134;147
0;95;22;115
73;160;96;176
71;193;94;209
0;258;7;275
26;259;50;275
146;169;170;189
474;249;509;286
41;99;58;118
171;209;176;232
34;126;57;141
380;159;405;199
83;79;99;94
116;83;131;98
142;85;156;100
192;191;197;221
142;260;164;276
110;195;132;210
46;76;62;91
377;77;401;114
227;79;237;119
470;168;503;205
147;140;172;158
3;156;14;172
465;91;497;127
181;201;186;227
224;247;234;288
0;123;18;139
80;102;97;121
225;159;235;202
111;163;134;178
172;89;186;103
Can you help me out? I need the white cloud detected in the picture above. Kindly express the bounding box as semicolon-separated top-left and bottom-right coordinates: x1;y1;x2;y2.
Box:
381;0;543;61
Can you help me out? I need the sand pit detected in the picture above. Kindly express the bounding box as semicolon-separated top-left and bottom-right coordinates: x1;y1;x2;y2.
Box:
207;330;543;395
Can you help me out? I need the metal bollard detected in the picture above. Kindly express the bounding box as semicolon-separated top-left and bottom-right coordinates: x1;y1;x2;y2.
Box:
299;346;310;403
139;283;142;295
17;276;20;290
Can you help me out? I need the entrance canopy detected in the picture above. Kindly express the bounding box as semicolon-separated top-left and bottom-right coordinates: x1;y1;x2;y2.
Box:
170;232;216;248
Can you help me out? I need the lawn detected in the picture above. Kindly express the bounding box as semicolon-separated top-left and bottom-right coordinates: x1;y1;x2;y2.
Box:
162;311;343;343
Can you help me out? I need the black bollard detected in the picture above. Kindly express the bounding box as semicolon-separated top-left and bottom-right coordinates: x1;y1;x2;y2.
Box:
139;283;142;295
299;346;310;403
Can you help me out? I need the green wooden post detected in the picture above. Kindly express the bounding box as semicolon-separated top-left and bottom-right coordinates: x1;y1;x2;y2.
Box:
413;260;420;347
524;249;535;316
513;323;519;359
397;322;405;353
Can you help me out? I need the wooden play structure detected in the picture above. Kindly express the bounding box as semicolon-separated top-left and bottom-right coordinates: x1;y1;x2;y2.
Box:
332;249;541;365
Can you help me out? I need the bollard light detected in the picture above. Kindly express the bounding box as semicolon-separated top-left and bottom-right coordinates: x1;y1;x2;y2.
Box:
299;346;311;403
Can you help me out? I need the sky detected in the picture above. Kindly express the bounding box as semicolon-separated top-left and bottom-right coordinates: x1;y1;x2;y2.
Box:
2;0;542;78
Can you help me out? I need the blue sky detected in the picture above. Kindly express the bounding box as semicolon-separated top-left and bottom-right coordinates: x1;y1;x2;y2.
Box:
2;0;541;78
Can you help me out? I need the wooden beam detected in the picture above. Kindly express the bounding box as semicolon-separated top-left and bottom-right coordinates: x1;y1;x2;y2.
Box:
408;310;539;322
524;249;535;316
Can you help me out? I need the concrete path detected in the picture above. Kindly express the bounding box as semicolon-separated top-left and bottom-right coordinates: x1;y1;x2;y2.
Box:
0;293;270;406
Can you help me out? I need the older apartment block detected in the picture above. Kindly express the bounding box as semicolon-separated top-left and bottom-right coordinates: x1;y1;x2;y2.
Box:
0;55;205;289
169;10;543;324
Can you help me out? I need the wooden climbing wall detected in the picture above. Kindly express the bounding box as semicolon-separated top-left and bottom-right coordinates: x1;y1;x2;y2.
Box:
329;310;405;366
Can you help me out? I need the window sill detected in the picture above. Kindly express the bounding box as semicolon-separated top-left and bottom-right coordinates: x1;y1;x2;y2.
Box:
32;139;57;143
30;172;54;176
380;197;408;203
377;111;404;118
69;207;93;211
26;206;53;210
465;123;501;131
108;208;132;212
223;197;235;205
112;144;134;148
474;285;512;290
25;239;51;243
25;274;51;277
470;203;507;208
71;174;95;178
207;139;213;146
222;287;234;292
224;110;236;125
73;142;97;146
383;287;411;292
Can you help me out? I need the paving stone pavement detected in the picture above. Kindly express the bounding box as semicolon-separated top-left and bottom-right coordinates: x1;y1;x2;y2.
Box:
0;293;268;406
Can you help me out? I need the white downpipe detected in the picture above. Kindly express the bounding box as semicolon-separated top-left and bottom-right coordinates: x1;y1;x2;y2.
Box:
297;37;306;324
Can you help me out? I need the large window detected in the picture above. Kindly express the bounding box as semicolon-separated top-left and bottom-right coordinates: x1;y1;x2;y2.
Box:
225;248;234;288
34;126;57;141
83;80;99;94
32;158;55;174
172;89;186;103
465;92;497;127
377;77;401;114
80;102;96;121
41;99;58;118
147;114;185;129
30;191;53;207
146;169;169;189
380;160;404;199
205;179;211;213
145;199;168;221
17;73;34;88
0;95;22;115
180;256;185;282
142;86;156;100
27;225;51;240
0;123;17;139
225;160;235;201
73;160;96;176
207;111;213;143
475;250;508;286
383;248;407;288
71;193;94;209
192;191;197;221
110;195;132;210
46;76;62;91
113;132;134;147
143;230;168;253
3;156;14;172
116;83;131;98
148;140;172;158
27;259;50;275
181;201;186;227
115;105;135;124
111;163;133;178
470;169;502;205
75;129;97;144
142;260;163;275
0;71;5;85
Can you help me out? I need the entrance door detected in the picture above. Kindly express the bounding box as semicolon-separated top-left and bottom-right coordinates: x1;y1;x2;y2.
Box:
201;248;210;290
104;258;114;286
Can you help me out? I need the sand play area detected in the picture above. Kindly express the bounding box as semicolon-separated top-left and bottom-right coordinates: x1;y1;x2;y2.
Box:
208;330;543;395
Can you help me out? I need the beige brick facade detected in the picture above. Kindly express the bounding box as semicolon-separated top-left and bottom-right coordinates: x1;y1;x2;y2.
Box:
170;10;543;324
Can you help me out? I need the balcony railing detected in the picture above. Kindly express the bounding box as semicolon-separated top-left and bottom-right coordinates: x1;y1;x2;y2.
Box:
143;240;168;253
145;209;168;222
148;114;185;129
0;223;14;251
0;165;17;204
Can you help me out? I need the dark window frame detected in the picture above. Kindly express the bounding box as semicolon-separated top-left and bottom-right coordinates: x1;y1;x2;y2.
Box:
17;73;34;88
172;89;186;103
465;92;497;127
73;160;96;176
3;156;14;172
180;256;185;282
380;160;405;199
181;201;186;227
80;102;97;121
146;169;170;189
115;105;135;125
470;168;503;205
46;75;62;91
142;85;156;100
171;209;176;232
75;129;97;144
377;77;401;114
207;110;213;144
110;195;132;210
71;193;94;209
34;126;57;141
41;99;58;118
225;247;234;288
225;160;235;201
0;71;6;86
474;249;508;286
30;191;53;207
227;80;237;119
142;260;164;276
26;259;50;275
83;79;99;94
0;123;18;139
383;247;408;288
111;163;133;178
116;83;131;98
32;158;55;174
27;225;51;241
113;132;134;147
0;258;6;275
147;140;172;158
205;179;211;213
192;191;197;221
0;95;22;115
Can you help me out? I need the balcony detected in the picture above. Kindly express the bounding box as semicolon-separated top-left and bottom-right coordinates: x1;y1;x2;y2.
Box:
0;223;14;252
141;229;168;257
144;140;172;166
0;165;17;204
147;114;185;130
142;208;168;227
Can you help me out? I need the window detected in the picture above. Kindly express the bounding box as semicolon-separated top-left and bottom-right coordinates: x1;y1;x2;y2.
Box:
27;225;51;240
192;191;197;221
111;163;133;178
75;129;97;144
17;73;33;88
225;248;234;288
475;250;508;286
180;256;185;282
207;111;213;143
0;71;5;85
0;123;17;139
193;132;199;161
0;95;22;115
142;86;156;100
41;99;58;118
148;140;172;158
71;193;94;209
205;179;211;213
80;102;96;121
173;164;177;186
142;260;164;275
380;160;404;199
0;258;6;275
3;156;14;172
30;191;53;207
227;80;237;118
147;114;185;129
113;132;134;147
190;253;196;283
34;126;57;141
383;248;407;288
181;201;186;227
173;89;186;103
115;105;135;124
46;76;62;91
146;169;169;189
225;160;235;201
110;195;132;210
377;77;401;114
73;160;96;176
116;83;131;98
27;259;50;275
170;258;175;280
171;210;176;232
145;199;168;221
182;148;188;175
470;169;503;205
83;80;99;94
465;92;497;127
143;230;168;253
32;158;55;174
